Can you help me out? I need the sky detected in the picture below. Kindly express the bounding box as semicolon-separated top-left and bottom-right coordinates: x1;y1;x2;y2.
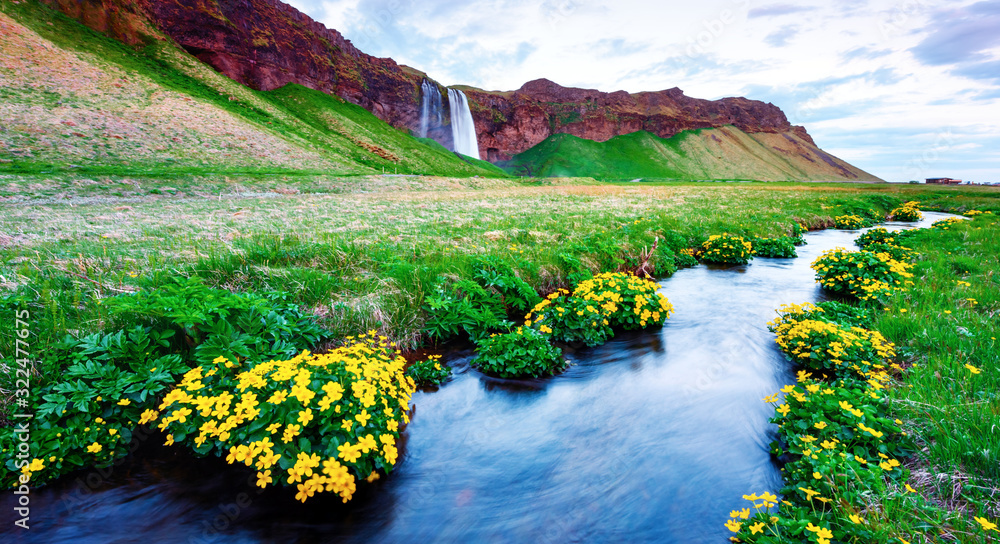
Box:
283;0;1000;182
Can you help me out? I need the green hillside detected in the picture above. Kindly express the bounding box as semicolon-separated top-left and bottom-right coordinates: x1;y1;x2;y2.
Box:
502;127;883;182
0;1;499;178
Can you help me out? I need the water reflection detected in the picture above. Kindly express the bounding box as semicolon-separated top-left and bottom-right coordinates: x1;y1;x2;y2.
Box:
1;213;953;544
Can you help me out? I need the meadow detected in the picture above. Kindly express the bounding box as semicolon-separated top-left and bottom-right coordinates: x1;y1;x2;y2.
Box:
2;175;999;542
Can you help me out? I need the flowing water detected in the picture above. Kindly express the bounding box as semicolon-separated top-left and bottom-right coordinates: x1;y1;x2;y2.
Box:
2;213;955;544
418;81;443;140
448;89;480;159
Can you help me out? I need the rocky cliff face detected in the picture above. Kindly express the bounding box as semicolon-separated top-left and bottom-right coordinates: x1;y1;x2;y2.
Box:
41;0;815;162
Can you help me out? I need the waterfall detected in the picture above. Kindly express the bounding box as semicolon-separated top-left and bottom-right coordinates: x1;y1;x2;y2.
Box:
418;80;443;139
448;88;480;159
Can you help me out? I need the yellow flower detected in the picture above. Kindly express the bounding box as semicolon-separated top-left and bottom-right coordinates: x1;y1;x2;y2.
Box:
974;516;998;532
358;434;377;453
749;522;765;535
849;514;863;524
724;520;742;533
905;483;916;493
338;442;362;463
282;424;301;443
108;429;118;436
297;408;314;426
355;409;371;427
117;399;131;406
256;470;273;488
965;364;982;375
164;434;175;446
87;442;103;454
138;409;159;425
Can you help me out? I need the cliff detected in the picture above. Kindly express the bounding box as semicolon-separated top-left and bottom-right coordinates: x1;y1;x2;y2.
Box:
40;0;826;164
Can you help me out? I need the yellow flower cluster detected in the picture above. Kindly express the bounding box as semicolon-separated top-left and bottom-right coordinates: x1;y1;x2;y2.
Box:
964;210;991;217
155;335;415;503
932;217;965;229
890;201;922;222
773;318;895;377
526;272;673;331
834;215;865;230
811;248;914;301
700;233;753;264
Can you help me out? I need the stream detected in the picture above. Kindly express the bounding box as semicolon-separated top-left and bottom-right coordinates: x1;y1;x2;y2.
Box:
1;213;955;543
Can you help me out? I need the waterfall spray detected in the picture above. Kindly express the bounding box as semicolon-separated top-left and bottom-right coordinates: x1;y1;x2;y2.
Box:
448;88;480;159
419;80;443;139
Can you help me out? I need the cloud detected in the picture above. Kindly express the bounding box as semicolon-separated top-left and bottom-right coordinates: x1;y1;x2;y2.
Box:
954;60;1000;85
910;1;1000;65
747;4;816;18
841;46;891;61
764;25;798;47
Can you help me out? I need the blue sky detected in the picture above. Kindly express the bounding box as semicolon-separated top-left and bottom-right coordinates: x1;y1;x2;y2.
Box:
284;0;1000;182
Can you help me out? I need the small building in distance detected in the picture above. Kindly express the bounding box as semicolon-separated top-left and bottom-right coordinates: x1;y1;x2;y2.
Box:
926;177;963;185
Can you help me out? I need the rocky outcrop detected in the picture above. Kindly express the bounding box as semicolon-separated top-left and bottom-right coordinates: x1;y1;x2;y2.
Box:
463;79;811;161
40;0;816;162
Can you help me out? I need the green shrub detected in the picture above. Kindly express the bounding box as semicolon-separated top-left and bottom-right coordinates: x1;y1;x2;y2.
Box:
789;223;807;246
474;327;567;378
470;256;541;316
104;278;327;365
700;233;753;264
3;327;190;488
811;248;914;301
405;355;452;387
751;236;798;258
3;282;328;489
674;250;699;268
854;227;897;249
422;278;506;343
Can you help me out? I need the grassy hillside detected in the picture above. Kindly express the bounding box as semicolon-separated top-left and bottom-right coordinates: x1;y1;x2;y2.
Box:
0;1;500;178
503;126;883;182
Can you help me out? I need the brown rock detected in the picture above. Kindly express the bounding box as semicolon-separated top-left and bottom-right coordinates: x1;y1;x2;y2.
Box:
43;0;817;162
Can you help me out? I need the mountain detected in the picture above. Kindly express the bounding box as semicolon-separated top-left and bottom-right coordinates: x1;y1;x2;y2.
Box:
9;0;881;181
503;128;883;182
0;1;504;177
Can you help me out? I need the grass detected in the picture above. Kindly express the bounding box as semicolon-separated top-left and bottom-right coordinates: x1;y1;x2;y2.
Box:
501;127;881;182
870;215;1000;538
